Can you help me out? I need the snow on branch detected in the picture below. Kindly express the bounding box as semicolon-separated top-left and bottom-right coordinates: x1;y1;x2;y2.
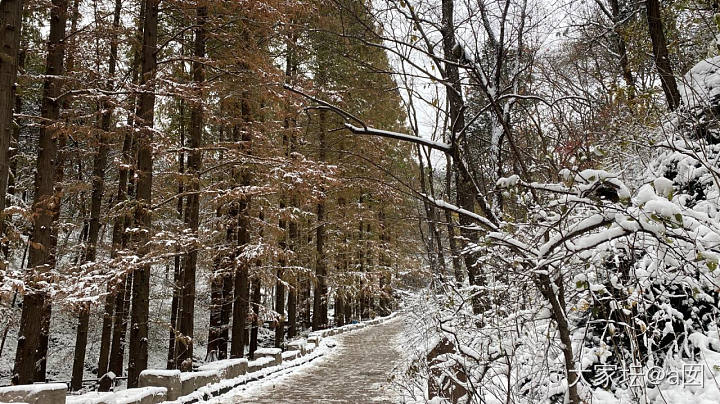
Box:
284;84;452;153
344;124;452;153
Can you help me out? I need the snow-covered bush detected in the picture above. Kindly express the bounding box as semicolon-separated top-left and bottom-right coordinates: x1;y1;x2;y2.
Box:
395;57;720;404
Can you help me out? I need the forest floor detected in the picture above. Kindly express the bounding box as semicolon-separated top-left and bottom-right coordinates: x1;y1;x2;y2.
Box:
212;315;406;403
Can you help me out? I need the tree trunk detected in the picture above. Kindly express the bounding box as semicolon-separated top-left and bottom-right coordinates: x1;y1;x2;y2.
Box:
312;111;329;330
176;3;206;370
100;0;144;384
274;259;285;348
335;291;345;327
344;293;352;323
2;44;23;262
249;276;260;358
207;250;223;360
608;0;635;99
444;155;463;284
287;284;297;338
230;204;250;358
12;0;68;384
168;99;185;369
0;0;23;252
230;112;251;357
536;273;580;404
646;0;680;110
107;275;130;381
287;201;298;338
441;0;484;314
72;0;118;385
127;0;159;386
70;305;90;391
219;253;233;359
97;292;114;386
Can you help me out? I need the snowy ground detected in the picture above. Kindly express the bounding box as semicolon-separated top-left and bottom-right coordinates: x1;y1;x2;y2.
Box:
210;315;407;403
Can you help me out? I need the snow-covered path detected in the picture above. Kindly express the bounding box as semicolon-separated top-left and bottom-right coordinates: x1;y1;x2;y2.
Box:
215;316;405;403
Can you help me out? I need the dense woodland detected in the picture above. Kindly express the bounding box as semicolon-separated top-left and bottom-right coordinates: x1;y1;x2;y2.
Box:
0;0;421;391
2;0;720;402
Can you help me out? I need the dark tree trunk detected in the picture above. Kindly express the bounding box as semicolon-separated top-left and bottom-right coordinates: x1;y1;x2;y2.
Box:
536;273;580;404
608;0;635;98
70;306;90;391
230;206;250;358
287;285;297;338
230;113;251;358
287;203;298;338
219;199;237;360
0;0;23;249
107;275;130;379
249;276;260;358
313;112;328;330
219;254;233;359
441;0;484;313
335;291;345;327
207;240;223;360
274;261;285;348
127;0;158;387
344;293;352;323
97;292;114;386
176;3;206;370
72;0;118;386
444;155;463;284
12;0;68;384
2;43;23;262
100;0;143;384
645;0;680;110
99;132;134;390
168;99;184;369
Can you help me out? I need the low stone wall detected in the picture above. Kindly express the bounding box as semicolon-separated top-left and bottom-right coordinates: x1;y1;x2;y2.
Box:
247;357;275;373
0;383;67;404
253;348;282;366
8;313;397;404
281;350;301;361
66;391;116;404
197;358;248;380
179;370;220;397
113;387;167;404
287;338;307;355
139;370;181;401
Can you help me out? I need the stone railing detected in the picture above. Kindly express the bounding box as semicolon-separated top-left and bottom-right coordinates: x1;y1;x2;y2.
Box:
0;313;397;404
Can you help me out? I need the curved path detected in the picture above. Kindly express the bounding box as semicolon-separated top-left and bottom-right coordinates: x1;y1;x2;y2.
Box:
218;316;405;403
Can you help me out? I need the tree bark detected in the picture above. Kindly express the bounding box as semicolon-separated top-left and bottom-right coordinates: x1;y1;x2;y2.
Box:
0;0;23;252
219;248;233;359
168;99;185;369
608;0;635;99
230;202;250;358
70;305;90;391
107;275;130;380
335;291;345;327
71;0;119;386
444;155;463;284
12;0;68;384
207;238;223;360
313;110;329;330
645;0;680;110
176;3;206;370
2;44;23;262
287;283;297;338
230;114;251;358
441;0;485;314
536;273;580;404
249;276;260;358
127;0;159;386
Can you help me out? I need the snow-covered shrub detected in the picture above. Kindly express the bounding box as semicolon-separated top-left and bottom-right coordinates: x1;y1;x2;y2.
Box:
396;58;720;404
